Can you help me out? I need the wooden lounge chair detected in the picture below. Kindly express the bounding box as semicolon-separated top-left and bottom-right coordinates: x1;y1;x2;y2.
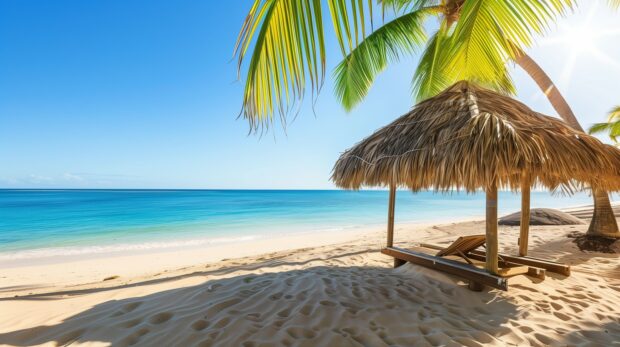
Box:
382;234;570;291
434;235;487;264
421;235;530;278
420;234;570;276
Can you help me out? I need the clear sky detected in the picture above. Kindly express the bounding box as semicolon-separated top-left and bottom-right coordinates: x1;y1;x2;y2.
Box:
1;1;619;189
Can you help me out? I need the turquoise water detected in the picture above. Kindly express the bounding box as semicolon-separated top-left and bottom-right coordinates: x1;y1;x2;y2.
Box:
0;189;598;260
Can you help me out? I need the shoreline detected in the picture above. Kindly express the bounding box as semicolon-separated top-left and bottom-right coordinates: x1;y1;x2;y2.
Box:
0;220;453;295
0;215;477;266
2;202;616;296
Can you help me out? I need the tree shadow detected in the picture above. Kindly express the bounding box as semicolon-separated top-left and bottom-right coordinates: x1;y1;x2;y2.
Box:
1;264;526;347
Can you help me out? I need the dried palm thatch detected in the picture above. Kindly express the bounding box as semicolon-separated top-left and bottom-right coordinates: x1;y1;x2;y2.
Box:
332;81;620;192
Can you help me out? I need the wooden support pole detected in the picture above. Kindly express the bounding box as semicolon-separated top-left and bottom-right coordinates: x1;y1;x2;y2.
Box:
387;184;396;248
519;173;531;257
485;181;499;274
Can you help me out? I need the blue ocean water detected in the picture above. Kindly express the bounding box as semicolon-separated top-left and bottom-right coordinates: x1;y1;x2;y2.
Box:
0;189;599;260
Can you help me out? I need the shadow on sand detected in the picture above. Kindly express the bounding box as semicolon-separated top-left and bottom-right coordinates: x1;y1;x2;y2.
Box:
1;248;617;346
1;263;526;347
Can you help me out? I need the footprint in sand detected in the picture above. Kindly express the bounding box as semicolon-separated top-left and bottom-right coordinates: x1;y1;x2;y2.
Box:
553;312;570;321
277;308;292;318
534;333;554;345
550;302;563;310
285;327;316;339
299;304;313;316
148;312;173;324
123;301;143;313
120;327;150;347
191;319;210;331
112;301;144;318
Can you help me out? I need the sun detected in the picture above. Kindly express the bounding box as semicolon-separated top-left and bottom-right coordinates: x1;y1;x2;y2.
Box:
537;2;620;89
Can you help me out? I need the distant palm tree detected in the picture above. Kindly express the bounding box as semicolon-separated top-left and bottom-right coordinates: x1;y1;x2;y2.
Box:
235;0;619;237
590;106;620;145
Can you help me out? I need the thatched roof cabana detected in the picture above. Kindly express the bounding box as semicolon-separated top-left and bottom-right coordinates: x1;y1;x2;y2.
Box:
332;81;620;286
333;81;620;192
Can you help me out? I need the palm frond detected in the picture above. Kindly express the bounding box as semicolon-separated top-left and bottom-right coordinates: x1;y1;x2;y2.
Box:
235;0;374;131
444;0;574;95
590;122;613;134
590;106;620;143
379;0;438;13
411;23;454;101
608;105;620;121
333;9;428;110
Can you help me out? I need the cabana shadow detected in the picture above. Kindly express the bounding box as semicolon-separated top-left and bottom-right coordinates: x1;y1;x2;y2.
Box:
0;265;525;346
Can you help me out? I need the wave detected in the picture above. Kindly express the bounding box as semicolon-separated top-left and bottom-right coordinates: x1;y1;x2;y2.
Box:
0;234;262;261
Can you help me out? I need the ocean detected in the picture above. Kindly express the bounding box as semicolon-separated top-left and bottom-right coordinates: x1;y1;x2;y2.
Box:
0;189;599;261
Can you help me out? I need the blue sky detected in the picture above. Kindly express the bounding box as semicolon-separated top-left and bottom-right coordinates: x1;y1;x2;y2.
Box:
1;1;619;189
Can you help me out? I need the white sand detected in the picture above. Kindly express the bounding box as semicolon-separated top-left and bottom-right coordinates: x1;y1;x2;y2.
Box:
0;214;619;346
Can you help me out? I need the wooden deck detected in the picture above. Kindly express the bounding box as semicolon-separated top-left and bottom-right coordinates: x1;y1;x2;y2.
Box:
381;247;508;291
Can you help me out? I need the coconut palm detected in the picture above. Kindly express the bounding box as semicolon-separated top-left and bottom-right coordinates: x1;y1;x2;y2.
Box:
234;0;619;237
590;106;620;144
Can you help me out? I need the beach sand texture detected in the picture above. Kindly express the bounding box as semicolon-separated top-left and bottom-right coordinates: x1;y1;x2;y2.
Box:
0;214;619;346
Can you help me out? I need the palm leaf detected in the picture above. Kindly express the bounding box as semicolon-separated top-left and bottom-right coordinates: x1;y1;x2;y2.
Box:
411;23;454;101
443;0;574;95
333;9;428;110
589;106;620;143
235;0;374;131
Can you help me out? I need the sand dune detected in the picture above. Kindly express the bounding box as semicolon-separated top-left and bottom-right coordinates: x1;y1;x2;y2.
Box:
0;215;619;346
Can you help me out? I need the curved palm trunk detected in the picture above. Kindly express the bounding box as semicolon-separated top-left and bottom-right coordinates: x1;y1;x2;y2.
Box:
514;51;619;237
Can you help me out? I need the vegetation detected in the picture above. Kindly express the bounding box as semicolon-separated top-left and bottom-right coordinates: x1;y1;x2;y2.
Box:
235;0;573;130
590;106;620;145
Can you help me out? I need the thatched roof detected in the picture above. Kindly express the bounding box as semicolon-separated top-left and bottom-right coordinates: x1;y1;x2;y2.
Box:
332;81;620;192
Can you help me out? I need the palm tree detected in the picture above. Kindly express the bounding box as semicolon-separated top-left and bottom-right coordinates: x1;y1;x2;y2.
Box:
590;106;620;144
234;0;619;237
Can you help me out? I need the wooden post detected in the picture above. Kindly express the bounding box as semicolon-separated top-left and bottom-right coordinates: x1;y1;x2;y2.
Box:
519;173;531;256
485;181;499;274
387;184;396;248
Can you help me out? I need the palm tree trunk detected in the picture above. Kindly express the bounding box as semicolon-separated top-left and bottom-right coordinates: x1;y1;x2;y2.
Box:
514;50;619;237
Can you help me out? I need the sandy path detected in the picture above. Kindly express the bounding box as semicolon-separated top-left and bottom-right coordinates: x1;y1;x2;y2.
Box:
0;217;619;346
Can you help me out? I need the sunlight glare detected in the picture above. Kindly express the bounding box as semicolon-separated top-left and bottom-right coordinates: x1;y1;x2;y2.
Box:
537;2;620;90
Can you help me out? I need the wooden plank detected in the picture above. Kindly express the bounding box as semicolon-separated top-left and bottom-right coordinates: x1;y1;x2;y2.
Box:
418;243;546;279
381;247;508;291
497;266;529;277
486;182;499;274
419;243;443;251
469;250;570;276
465;252;546;279
519;173;531;256
436;235;486;257
387;184;396;248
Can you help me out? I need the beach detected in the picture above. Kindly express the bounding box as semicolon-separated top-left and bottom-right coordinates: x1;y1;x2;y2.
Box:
1;206;618;346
